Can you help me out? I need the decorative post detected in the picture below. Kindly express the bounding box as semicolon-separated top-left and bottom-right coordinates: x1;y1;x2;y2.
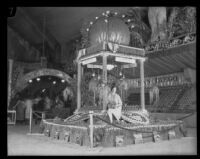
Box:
77;61;82;112
40;56;47;68
29;106;33;134
94;89;96;106
102;54;107;84
42;112;45;120
8;59;13;109
89;111;94;148
140;59;145;110
102;54;107;110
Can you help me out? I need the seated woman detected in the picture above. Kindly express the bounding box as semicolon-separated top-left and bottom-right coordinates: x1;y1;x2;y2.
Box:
107;84;122;123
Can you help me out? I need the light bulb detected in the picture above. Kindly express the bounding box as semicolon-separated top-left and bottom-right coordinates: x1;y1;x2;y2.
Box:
102;12;105;16
86;28;89;32
90;21;93;25
119;72;122;76
98;75;101;80
114;12;118;15
29;79;32;83
92;73;95;77
122;14;125;18
104;19;108;23
106;10;110;14
127;19;131;22
36;78;40;81
61;79;65;83
95;17;99;19
53;81;56;84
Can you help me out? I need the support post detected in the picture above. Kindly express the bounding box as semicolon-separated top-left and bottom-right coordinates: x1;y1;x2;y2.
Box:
8;59;13;108
102;54;107;84
42;112;45;120
29;106;32;134
140;59;145;110
89;111;94;148
77;61;81;112
102;54;107;110
94;90;96;106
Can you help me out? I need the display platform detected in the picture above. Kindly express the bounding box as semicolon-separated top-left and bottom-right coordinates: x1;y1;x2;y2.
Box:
41;111;186;147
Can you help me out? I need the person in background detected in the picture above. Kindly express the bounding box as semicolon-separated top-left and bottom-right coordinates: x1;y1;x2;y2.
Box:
44;96;52;110
14;98;26;124
107;84;122;124
24;97;41;125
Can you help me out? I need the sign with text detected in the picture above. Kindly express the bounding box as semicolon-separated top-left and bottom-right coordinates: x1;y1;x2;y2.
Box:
168;130;176;140
133;133;143;144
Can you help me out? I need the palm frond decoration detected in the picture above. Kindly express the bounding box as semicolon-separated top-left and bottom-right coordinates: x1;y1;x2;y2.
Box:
125;8;151;46
167;7;196;38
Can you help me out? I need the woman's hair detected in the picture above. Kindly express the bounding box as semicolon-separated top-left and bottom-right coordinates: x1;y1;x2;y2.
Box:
111;83;117;91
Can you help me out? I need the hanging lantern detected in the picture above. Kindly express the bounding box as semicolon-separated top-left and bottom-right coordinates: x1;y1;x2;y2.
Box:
89;17;130;46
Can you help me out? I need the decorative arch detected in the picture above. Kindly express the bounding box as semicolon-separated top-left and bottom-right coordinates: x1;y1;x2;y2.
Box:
13;68;73;97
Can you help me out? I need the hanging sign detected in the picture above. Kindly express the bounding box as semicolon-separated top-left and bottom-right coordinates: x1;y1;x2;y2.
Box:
115;57;136;64
153;131;161;142
82;57;96;65
87;64;102;69
122;63;137;68
168;130;176;140
87;64;116;70
115;135;124;147
133;133;143;144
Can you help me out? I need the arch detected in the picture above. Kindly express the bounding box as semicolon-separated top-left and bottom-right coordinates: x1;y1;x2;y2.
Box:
13;68;73;97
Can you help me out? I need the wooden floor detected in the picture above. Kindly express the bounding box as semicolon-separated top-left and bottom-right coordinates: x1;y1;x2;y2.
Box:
7;124;197;156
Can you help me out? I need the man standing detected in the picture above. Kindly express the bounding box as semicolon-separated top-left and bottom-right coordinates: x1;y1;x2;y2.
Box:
24;97;41;125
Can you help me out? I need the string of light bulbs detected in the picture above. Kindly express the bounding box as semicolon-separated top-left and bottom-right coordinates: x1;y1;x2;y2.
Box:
83;10;134;35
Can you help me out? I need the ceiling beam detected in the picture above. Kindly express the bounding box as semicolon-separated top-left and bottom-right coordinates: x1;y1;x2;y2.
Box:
18;7;57;50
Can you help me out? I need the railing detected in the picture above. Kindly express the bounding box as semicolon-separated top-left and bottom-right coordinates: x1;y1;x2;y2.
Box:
145;32;196;54
7;110;16;125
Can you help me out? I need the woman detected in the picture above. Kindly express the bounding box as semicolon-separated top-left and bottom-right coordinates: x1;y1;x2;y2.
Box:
107;85;122;123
